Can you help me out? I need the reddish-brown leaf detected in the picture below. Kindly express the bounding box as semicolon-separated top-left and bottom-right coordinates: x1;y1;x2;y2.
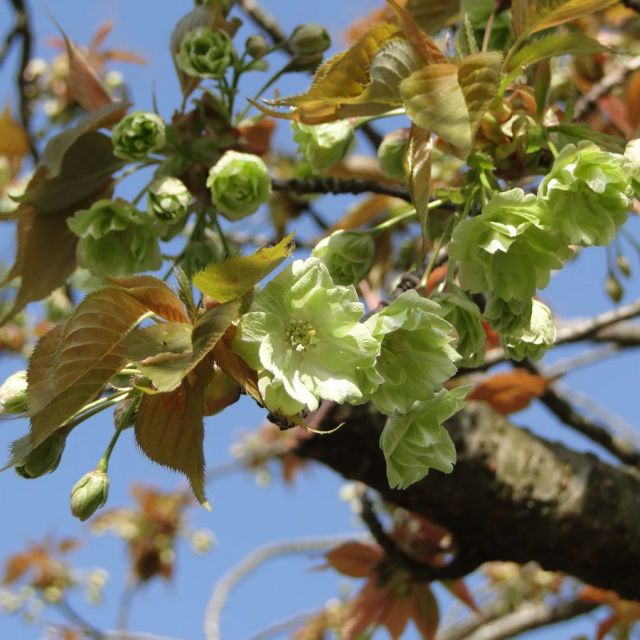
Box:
412;584;440;640
324;542;382;578
110;275;188;323
56;22;113;112
469;370;550;415
135;358;214;507
627;69;640;131
444;579;479;612
343;580;394;640
381;594;414;639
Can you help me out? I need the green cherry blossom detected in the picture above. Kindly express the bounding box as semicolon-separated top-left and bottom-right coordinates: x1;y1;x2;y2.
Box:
538;141;632;246
233;258;379;414
363;290;459;416
291;120;354;173
111;111;165;161
501;299;556;361
380;387;467;490
311;230;374;286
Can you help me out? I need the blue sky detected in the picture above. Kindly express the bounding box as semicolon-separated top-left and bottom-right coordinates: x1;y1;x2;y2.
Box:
0;1;638;638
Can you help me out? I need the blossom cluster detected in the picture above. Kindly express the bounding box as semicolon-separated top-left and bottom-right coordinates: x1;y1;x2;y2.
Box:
233;258;465;489
450;140;637;360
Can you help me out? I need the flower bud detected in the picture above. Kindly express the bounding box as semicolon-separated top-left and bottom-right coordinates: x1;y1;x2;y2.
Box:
377;129;410;180
311;230;374;286
288;24;331;58
0;370;29;414
177;27;234;79
70;470;109;521
147;176;191;222
501;300;555;361
605;272;624;303
617;255;632;278
207;151;271;220
15;433;65;479
112;111;166;161
245;34;269;59
291;121;354;173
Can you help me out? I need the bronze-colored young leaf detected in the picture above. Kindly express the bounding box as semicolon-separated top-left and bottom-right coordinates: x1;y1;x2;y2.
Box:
512;0;619;37
28;288;152;446
135;358;213;507
55;21;113;113
0;105;29;163
110;275;189;323
193;234;294;303
385;0;447;64
263;23;400;123
406;124;433;245
405;0;459;34
401;63;471;152
412;585;440;640
458;51;503;141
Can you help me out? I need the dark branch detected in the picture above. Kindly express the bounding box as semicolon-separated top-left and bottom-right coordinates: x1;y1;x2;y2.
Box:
297;402;640;601
622;0;640;13
518;359;640;467
271;177;411;202
236;0;289;49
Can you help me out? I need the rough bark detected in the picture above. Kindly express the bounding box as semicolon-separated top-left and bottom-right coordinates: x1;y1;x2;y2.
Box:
296;402;640;601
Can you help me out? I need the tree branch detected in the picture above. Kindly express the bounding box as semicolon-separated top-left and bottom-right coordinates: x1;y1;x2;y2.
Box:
297;402;640;601
271;177;411;202
454;599;597;640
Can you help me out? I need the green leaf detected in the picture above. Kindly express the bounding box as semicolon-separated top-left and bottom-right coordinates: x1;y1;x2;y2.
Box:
193;234;295;303
406;124;433;245
126;302;239;393
135;358;213;506
508;33;608;71
27;289;151;446
401;63;471;152
512;0;619;37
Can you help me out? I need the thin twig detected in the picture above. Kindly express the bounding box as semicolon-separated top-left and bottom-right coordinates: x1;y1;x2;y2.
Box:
271;177;411;202
203;534;368;640
518;360;640;467
57;598;105;640
237;0;289;48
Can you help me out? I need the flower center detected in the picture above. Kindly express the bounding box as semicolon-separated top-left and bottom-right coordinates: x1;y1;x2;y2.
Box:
285;320;318;352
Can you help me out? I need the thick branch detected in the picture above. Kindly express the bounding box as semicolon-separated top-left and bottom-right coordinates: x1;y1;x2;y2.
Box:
297;402;640;600
271;177;411;202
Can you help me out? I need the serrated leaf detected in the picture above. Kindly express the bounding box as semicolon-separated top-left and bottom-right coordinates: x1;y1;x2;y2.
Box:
27;289;153;446
193;234;294;303
127;302;239;393
458;51;503;141
508;32;608;71
110;275;188;323
135;358;213;506
512;0;619;37
263;23;400;123
406;0;459;34
386;0;447;64
406;124;433;244
401;63;471;152
55;20;113;112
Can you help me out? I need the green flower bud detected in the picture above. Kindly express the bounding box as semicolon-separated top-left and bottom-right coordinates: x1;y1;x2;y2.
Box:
363;290;459;416
538;141;632;246
605;272;624;303
245;34;269;59
207;151;272;220
291;121;354;173
177;27;234;79
501;300;555;361
15;433;66;479
449;189;572;303
112;111;166;161
617;255;632;278
377;129;410;180
288;24;331;57
68;199;162;277
311;230;374;286
0;370;29;414
432;288;486;367
147;176;191;222
70;470;109;521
